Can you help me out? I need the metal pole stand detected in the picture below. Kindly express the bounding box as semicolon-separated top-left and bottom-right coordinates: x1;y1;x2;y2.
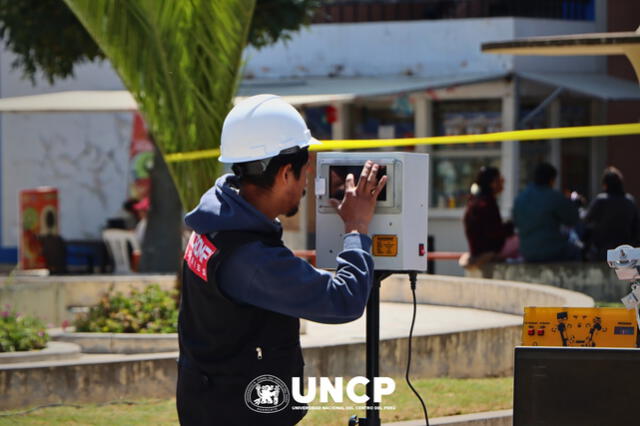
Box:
348;270;392;426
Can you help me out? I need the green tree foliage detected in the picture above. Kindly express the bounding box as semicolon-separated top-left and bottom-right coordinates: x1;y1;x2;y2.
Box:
0;0;103;84
250;0;322;49
0;0;321;84
62;0;255;210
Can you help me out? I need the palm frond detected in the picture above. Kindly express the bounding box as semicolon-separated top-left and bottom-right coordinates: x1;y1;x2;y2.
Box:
63;0;255;209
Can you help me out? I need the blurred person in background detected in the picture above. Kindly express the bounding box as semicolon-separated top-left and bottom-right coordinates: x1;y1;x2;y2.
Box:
122;198;141;229
513;163;580;262
461;166;517;268
584;167;640;261
133;197;150;246
105;198;140;230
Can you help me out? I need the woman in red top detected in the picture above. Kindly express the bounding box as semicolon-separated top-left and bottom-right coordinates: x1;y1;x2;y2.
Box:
463;166;515;266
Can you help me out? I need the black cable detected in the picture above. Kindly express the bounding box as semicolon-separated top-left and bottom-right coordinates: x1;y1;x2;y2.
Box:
406;271;429;426
0;400;165;418
0;403;82;417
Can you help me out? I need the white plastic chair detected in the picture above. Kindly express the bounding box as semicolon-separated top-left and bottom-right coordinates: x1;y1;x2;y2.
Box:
102;229;140;274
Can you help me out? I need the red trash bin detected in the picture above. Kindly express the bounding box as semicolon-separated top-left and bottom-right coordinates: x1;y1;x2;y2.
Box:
19;187;59;270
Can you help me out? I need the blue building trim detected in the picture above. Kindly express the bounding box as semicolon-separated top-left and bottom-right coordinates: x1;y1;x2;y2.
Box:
0;246;100;267
0;247;17;264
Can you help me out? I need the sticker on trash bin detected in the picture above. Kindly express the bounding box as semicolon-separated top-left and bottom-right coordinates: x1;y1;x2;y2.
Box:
184;232;217;281
372;235;398;257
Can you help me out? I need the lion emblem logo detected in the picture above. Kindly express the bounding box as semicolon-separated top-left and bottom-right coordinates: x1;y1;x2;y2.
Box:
244;375;290;413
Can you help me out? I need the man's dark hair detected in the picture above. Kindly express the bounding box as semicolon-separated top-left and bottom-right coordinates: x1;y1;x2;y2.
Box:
232;147;309;189
475;166;500;196
534;162;557;186
602;166;624;195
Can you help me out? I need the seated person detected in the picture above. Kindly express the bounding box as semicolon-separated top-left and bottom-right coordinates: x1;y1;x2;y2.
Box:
584;167;639;261
133;197;149;246
462;166;515;267
513;163;580;262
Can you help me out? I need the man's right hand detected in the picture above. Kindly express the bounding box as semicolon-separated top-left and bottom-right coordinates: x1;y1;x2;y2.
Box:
329;160;387;234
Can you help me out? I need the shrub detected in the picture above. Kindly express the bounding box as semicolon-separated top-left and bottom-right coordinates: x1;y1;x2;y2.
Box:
74;284;178;334
0;308;49;352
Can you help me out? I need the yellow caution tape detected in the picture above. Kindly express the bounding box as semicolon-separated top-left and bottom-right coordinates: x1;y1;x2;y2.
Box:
164;122;640;163
311;123;640;151
164;149;220;163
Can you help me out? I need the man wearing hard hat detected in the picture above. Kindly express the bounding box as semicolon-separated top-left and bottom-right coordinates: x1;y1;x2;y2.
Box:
176;94;386;425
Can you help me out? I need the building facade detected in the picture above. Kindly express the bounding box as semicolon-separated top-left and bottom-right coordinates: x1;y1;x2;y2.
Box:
0;0;638;276
239;0;639;275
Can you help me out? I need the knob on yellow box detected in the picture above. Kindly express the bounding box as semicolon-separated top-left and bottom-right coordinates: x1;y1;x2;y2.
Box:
522;307;638;348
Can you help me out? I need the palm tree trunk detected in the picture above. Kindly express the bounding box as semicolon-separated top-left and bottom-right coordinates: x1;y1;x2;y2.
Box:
139;145;183;273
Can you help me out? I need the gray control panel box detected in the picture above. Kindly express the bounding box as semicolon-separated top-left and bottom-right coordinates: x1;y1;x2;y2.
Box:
315;152;429;271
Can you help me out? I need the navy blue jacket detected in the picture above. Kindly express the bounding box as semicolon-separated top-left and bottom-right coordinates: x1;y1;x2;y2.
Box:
513;184;579;262
585;192;640;260
184;174;374;324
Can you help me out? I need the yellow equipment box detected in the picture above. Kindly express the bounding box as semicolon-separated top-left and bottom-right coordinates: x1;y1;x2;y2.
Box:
522;307;638;348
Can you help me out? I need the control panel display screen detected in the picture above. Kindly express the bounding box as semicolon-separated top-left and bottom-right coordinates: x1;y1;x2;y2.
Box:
329;165;387;201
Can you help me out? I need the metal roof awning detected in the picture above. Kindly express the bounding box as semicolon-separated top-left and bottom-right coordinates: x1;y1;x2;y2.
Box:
236;72;508;106
0;71;636;114
0;72;507;113
0;90;138;113
0;72;508;113
518;71;640;101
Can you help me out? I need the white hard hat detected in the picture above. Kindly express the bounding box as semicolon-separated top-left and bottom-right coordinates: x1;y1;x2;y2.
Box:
219;94;320;164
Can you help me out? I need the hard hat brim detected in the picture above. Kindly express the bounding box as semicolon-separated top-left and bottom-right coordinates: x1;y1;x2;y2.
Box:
219;136;321;163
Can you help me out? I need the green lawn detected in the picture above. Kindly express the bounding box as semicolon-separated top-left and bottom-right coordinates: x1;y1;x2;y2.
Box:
0;377;513;426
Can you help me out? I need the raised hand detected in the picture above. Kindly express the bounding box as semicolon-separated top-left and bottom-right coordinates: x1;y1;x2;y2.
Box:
329;161;388;234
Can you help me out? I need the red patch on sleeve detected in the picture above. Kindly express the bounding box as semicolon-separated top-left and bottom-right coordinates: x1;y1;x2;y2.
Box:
184;232;217;281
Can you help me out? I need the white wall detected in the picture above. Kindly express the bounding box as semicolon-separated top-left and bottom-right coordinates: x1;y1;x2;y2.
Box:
243;18;515;79
243;17;599;79
0;48;131;248
2;112;132;245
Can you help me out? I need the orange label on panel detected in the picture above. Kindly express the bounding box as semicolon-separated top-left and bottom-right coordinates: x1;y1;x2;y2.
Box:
372;235;398;257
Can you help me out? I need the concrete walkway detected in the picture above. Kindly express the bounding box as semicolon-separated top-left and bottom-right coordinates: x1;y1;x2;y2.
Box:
387;409;513;426
301;302;521;348
30;302;521;366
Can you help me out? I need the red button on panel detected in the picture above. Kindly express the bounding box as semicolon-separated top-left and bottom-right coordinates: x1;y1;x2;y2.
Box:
537;329;545;336
418;244;425;256
527;329;535;336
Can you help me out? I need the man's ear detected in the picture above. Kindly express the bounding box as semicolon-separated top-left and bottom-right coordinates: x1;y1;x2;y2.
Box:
279;164;294;183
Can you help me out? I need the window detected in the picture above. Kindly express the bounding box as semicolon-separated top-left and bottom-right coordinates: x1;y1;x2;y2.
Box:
518;101;550;190
431;100;501;208
432;156;501;208
351;98;415;140
560;102;591;198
